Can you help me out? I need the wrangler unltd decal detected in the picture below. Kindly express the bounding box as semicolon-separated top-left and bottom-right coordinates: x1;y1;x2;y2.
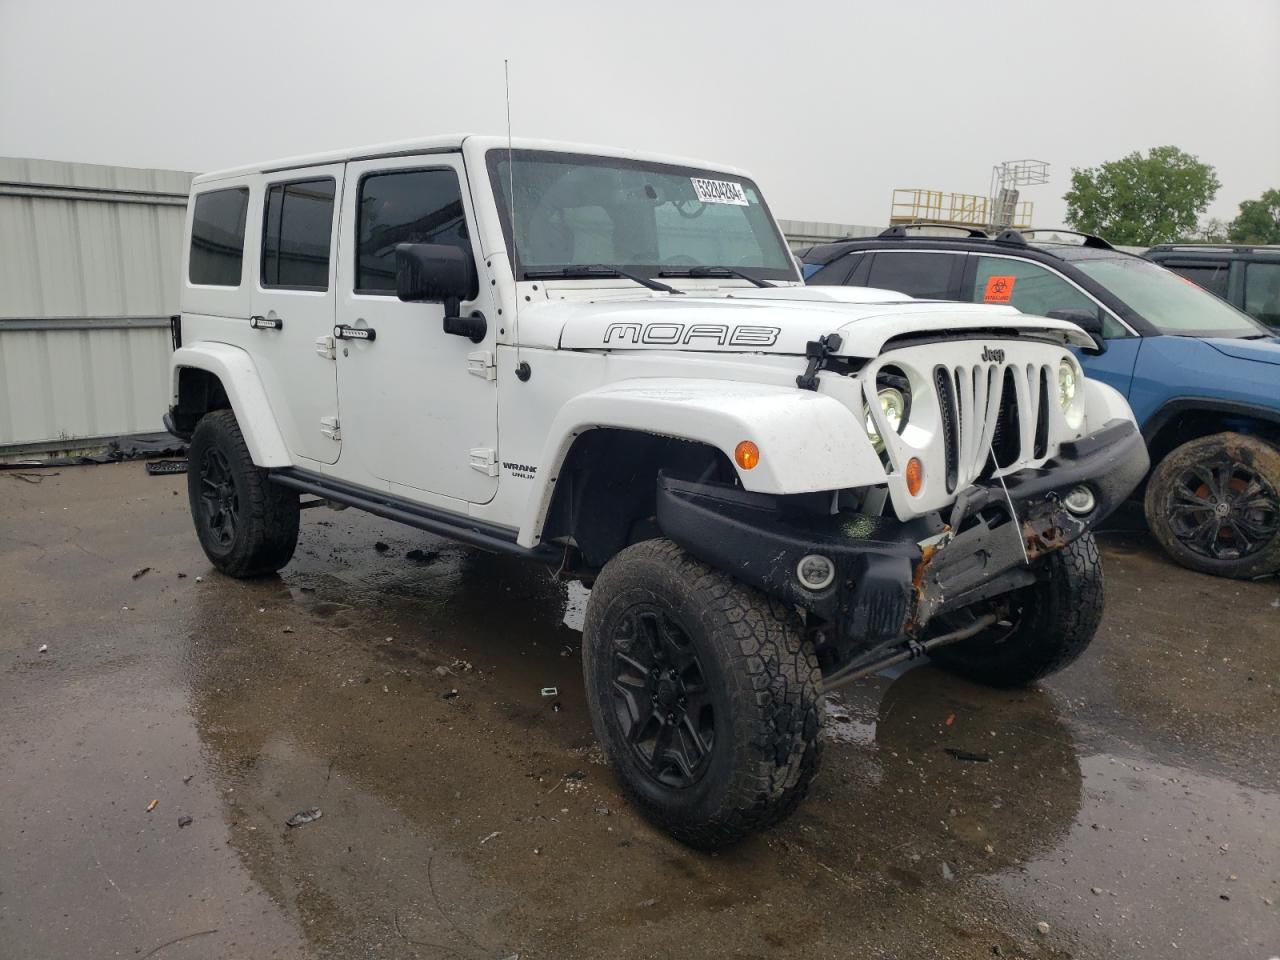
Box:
502;461;537;479
603;322;780;348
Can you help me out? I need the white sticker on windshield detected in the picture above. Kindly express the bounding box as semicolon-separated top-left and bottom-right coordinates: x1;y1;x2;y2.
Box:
690;177;749;206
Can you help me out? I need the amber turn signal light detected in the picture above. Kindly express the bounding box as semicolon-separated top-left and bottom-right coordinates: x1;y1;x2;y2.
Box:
735;440;760;470
905;457;924;496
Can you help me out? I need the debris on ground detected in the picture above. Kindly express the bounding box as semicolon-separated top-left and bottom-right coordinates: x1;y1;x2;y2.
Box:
176;572;187;579
434;665;454;677
285;808;322;828
405;549;440;563
541;687;558;697
441;689;459;700
374;541;390;552
944;747;992;763
38;644;48;654
178;816;193;829
282;626;294;634
637;898;658;908
144;459;188;475
7;471;58;484
146;799;158;812
480;831;501;845
1036;922;1050;936
941;862;954;881
945;712;955;726
182;775;193;784
132;567;151;580
194;576;203;583
595;805;611;816
552;702;562;713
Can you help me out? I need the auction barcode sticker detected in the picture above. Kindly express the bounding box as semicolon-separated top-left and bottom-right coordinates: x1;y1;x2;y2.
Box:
690;177;749;206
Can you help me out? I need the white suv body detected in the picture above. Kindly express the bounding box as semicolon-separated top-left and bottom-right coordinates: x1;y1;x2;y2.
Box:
166;135;1148;847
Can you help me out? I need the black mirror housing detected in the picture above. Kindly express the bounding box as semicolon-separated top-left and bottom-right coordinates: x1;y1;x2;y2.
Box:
1046;308;1108;355
395;243;479;305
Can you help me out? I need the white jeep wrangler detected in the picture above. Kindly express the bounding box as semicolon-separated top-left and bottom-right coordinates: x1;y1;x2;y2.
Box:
166;135;1148;848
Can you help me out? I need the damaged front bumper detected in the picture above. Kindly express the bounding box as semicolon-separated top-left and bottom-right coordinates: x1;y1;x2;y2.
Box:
655;418;1148;651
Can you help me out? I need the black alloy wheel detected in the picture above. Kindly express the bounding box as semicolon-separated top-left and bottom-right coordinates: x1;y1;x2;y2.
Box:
1164;458;1280;562
198;447;240;547
611;605;715;789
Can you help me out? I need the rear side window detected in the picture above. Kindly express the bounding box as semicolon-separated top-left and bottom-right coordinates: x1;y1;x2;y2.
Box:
262;178;336;290
806;252;866;286
356;168;470;294
866;252;954;299
1244;262;1280;328
189;187;249;286
1166;263;1230;300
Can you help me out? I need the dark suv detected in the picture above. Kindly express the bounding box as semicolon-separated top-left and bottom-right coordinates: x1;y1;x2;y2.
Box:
1145;244;1280;330
798;226;1280;579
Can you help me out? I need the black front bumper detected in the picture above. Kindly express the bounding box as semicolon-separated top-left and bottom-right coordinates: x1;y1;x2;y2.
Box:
656;418;1149;651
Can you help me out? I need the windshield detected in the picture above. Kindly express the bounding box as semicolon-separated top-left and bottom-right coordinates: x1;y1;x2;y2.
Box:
1075;256;1268;338
487;149;797;283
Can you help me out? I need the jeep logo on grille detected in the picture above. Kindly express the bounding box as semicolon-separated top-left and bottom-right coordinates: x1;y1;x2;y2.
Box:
981;346;1006;362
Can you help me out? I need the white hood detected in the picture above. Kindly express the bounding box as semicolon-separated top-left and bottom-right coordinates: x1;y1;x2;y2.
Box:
546;286;1096;357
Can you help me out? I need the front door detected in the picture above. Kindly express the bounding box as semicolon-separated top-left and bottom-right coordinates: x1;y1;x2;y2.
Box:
334;155;499;504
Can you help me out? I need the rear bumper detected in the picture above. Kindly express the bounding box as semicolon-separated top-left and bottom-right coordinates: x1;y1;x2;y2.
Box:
656;418;1148;651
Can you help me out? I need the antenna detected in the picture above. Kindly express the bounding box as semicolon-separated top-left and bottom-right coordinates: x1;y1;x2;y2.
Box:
504;59;528;381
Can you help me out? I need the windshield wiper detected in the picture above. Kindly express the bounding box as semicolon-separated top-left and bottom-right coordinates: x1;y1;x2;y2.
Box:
658;266;775;288
523;265;682;294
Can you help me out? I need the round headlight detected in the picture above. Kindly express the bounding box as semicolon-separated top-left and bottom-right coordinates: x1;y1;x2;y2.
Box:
1058;359;1077;411
865;370;911;453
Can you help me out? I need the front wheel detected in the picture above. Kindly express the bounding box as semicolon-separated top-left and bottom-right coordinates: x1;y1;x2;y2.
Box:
582;539;823;850
1144;432;1280;579
929;533;1104;688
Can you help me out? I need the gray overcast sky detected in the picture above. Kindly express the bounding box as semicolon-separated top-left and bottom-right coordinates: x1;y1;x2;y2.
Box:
2;0;1276;229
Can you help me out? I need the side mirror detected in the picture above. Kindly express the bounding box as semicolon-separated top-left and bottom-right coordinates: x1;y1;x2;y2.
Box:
394;243;487;343
1046;308;1107;355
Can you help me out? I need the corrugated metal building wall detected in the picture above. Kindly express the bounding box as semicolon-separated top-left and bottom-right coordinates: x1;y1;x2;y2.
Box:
0;157;195;456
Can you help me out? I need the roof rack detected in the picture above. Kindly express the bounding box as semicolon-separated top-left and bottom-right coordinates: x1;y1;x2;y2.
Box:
993;229;1028;247
1147;243;1280;253
1019;228;1114;250
876;224;990;240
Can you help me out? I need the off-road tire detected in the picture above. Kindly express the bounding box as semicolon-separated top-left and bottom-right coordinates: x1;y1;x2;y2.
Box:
187;409;299;577
582;538;823;850
1144;432;1280;580
929;533;1103;688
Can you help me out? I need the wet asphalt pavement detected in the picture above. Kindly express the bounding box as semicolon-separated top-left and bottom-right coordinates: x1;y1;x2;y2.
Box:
1;462;1277;960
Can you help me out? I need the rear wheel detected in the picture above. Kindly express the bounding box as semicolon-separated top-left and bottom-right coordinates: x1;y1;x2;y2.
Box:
1144;432;1280;579
187;409;299;577
929;533;1103;688
582;539;823;850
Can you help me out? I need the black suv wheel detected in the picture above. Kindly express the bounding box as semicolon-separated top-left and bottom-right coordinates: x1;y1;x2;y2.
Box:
1144;432;1280;579
582;539;822;849
187;409;299;577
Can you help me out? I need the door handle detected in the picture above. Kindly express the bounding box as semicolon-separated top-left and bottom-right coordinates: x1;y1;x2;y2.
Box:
334;324;376;342
249;315;283;330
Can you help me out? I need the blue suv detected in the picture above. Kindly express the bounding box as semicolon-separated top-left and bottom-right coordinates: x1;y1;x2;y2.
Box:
798;227;1280;579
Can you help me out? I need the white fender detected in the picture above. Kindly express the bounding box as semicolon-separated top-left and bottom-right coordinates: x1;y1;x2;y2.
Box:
516;377;883;547
171;343;291;467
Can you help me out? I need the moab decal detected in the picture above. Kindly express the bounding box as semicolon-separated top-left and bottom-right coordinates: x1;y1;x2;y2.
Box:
603;322;779;348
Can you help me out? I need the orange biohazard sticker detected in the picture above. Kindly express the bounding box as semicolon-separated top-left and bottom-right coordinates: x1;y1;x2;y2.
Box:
983;275;1016;303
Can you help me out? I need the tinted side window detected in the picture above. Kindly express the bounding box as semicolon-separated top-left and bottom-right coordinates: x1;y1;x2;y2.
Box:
866;252;954;299
1166;263;1229;300
262;178;336;290
356;169;469;294
970;256;1129;338
189;188;249;286
806;252;864;286
1244;262;1280;328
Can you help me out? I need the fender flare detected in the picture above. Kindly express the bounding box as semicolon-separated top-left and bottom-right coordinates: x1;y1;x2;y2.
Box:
1140;396;1280;443
515;377;882;548
171;343;291;466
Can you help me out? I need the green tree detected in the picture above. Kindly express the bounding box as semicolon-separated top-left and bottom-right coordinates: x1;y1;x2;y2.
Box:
1227;189;1280;244
1063;146;1220;246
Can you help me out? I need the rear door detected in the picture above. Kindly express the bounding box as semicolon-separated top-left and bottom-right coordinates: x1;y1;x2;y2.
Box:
863;250;962;299
333;154;499;503
248;167;344;464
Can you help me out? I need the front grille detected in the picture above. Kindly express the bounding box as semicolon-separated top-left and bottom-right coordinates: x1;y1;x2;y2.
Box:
943;361;1053;488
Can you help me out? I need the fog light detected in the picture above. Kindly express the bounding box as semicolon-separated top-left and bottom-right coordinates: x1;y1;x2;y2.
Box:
796;554;836;591
1063;485;1096;515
